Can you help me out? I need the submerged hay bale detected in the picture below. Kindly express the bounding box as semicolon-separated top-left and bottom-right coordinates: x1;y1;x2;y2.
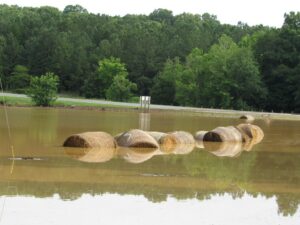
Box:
115;129;159;148
63;132;116;148
195;140;205;149
172;143;195;155
195;131;208;141
242;138;256;151
114;132;123;140
236;123;264;144
159;131;195;154
117;147;159;164
194;131;208;149
204;142;243;157
203;126;243;142
240;114;255;122
146;131;167;142
64;147;116;163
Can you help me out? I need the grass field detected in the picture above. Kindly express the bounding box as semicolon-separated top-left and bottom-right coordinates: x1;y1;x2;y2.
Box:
0;95;136;109
1;94;300;121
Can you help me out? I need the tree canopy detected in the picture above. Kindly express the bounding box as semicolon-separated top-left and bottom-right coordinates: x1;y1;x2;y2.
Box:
0;4;299;111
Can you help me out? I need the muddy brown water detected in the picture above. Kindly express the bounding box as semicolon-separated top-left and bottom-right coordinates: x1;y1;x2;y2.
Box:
0;107;300;225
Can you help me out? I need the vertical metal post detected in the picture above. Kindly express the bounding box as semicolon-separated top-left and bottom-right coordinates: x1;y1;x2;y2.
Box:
140;96;151;113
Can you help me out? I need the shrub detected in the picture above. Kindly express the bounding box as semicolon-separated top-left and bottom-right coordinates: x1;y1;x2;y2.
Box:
105;75;137;102
27;72;59;106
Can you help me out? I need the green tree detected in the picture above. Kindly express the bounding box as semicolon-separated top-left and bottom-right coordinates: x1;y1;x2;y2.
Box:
193;35;265;109
175;48;201;106
151;58;183;105
194;35;237;108
227;46;267;109
0;35;5;82
149;9;174;24
175;69;197;106
254;12;300;112
1;4;296;111
105;74;137;101
27;72;59;106
7;65;31;93
81;72;103;98
63;5;88;14
98;57;128;95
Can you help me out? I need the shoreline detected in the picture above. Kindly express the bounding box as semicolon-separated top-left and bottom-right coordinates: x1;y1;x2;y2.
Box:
1;93;300;121
1;102;300;121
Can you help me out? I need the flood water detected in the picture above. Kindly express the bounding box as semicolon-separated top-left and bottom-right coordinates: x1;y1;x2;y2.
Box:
0;107;300;225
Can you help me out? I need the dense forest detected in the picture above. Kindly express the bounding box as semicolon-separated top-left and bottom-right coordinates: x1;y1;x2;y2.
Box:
0;4;299;112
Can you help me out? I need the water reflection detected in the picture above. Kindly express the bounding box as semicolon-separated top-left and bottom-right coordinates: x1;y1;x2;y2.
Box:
1;107;300;223
1;143;300;218
64;147;116;163
62;143;196;164
64;140;259;164
0;194;299;225
203;142;243;157
139;113;150;131
118;147;160;164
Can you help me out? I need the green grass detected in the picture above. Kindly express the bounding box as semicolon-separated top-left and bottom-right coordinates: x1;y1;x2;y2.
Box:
1;95;299;121
0;95;136;109
54;99;136;108
57;91;84;99
0;96;32;106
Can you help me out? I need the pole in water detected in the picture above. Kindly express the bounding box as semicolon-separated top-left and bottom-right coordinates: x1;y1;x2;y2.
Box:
139;96;151;113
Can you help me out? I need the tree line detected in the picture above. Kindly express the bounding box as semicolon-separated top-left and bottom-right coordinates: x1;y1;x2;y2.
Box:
0;4;299;112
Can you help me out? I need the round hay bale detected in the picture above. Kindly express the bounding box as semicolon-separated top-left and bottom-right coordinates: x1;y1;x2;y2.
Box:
63;132;116;148
236;124;264;144
172;144;195;155
118;147;159;164
114;132;123;140
240;114;255;122
195;131;208;141
203;126;243;142
115;129;159;148
64;147;116;163
204;142;243;157
159;131;195;153
195;140;205;149
146;131;167;142
242;138;256;151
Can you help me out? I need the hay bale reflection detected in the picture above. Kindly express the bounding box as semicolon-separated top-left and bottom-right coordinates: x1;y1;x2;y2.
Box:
64;147;116;163
242;138;257;151
172;144;195;155
118;147;160;164
204;142;243;157
195;131;208;148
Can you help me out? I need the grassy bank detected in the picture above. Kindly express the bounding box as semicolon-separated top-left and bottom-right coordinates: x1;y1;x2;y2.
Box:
0;96;137;109
1;94;300;121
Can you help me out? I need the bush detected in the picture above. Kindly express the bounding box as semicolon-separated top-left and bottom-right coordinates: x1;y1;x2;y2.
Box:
128;96;140;103
27;72;59;106
105;75;137;102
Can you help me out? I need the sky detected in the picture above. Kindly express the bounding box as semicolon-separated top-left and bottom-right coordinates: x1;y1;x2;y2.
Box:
0;0;299;27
